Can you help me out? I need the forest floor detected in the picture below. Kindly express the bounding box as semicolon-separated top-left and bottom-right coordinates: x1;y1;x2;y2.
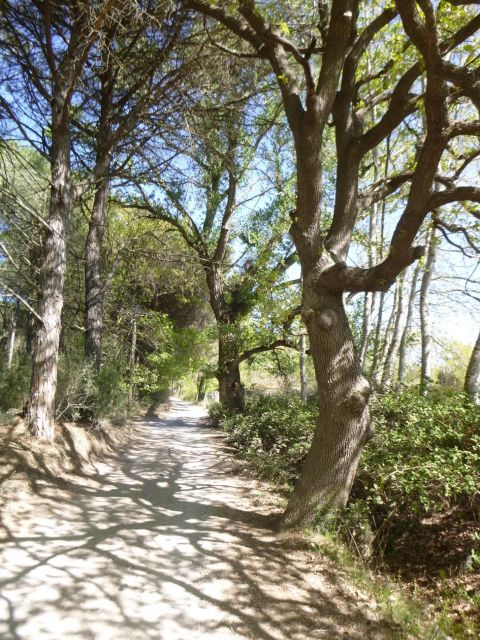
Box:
0;399;398;640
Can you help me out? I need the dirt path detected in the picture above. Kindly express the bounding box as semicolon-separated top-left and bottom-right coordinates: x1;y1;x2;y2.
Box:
0;400;391;640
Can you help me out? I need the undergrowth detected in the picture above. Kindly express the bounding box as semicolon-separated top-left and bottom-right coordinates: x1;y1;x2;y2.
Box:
210;391;480;638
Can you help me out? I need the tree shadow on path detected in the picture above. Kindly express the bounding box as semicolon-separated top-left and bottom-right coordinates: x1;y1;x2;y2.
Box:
0;400;392;640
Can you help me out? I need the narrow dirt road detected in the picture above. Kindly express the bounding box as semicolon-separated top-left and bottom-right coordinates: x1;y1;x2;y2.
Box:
1;400;390;640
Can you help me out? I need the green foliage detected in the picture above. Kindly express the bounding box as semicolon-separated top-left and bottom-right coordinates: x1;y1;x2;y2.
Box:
355;391;480;516
208;401;230;427
134;312;213;395
94;361;130;423
0;355;30;412
55;356;130;424
211;393;316;485
212;389;480;526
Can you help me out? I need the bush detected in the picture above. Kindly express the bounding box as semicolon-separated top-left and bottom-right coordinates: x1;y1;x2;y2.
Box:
55;356;130;424
353;391;480;517
210;393;316;485
208;401;230;427
211;389;480;527
0;355;31;412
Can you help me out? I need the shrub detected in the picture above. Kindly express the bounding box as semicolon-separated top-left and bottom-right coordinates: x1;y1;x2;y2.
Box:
211;390;480;529
55;356;130;424
354;391;480;518
210;393;316;485
0;355;31;412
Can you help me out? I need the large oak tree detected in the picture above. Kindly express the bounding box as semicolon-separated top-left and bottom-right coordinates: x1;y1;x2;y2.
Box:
184;0;480;528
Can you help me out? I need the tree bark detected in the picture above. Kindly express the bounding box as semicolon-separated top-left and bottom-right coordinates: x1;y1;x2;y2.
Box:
419;225;437;396
464;329;480;398
84;176;109;367
217;322;244;412
397;263;421;390
381;275;405;389
26;98;72;440
6;302;18;370
299;333;307;403
84;36;113;368
281;286;371;529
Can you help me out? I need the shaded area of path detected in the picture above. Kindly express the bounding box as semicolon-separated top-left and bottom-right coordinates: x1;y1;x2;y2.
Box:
0;400;389;639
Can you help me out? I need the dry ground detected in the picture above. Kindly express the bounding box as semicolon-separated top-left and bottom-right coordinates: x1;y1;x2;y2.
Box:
1;400;395;640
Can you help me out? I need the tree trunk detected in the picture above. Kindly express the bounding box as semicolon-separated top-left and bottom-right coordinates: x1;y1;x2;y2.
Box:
279;112;372;529
217;322;244;412
359;187;379;368
6;302;18;369
381;276;405;389
204;264;245;412
84;43;113;368
281;285;371;529
299;333;308;403
26;100;72;440
369;290;386;383
419;225;437;396
359;293;372;369
84;176;109;367
128;311;137;412
464;329;480;398
196;373;207;402
397;263;421;390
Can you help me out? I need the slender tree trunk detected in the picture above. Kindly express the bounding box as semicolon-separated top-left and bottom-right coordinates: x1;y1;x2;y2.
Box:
397;263;421;390
84;42;113;368
419;225;437;396
196;373;207;402
359;293;372;368
381;275;405;389
128;310;137;412
369;135;390;382
464;329;480;398
26;99;72;440
217;321;244;412
299;333;308;403
6;302;18;369
359;188;379;368
84;176;109;367
370;291;386;381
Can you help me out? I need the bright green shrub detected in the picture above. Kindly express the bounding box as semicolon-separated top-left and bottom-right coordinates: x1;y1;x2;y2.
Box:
211;393;317;484
355;391;480;516
211;390;480;521
208;401;230;427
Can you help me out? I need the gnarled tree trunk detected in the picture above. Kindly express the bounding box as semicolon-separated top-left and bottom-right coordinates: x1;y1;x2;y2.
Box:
217;322;244;412
282;285;371;529
281;116;371;528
